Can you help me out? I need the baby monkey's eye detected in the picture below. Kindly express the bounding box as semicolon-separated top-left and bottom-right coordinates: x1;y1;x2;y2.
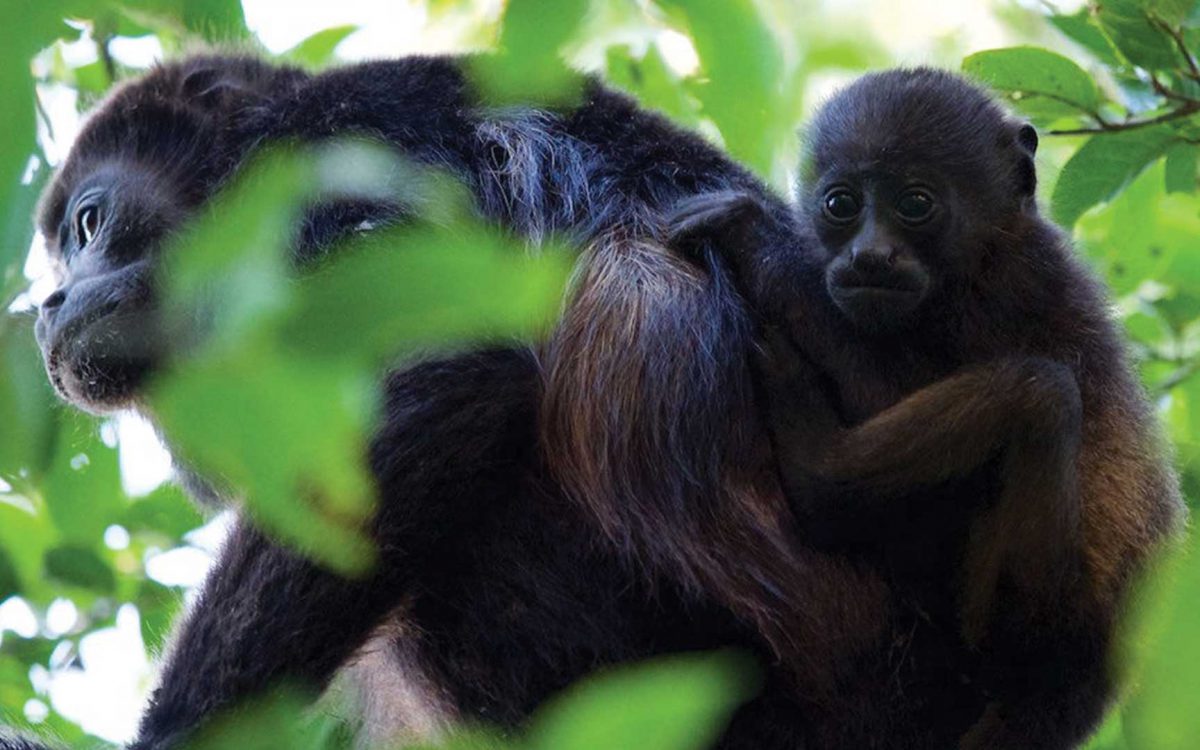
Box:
75;204;101;247
895;189;935;224
822;189;861;224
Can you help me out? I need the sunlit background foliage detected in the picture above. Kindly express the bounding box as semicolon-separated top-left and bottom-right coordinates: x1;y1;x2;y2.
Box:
0;0;1198;748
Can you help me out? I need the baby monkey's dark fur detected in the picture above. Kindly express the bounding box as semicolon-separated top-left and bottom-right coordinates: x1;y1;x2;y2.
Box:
670;69;1184;749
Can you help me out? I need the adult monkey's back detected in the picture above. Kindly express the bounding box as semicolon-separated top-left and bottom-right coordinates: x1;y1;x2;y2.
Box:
17;55;885;749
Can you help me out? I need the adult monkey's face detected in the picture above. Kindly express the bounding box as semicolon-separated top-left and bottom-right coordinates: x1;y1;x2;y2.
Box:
33;56;301;413
35;161;181;412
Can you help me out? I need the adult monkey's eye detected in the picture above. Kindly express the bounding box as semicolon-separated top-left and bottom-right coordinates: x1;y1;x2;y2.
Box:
75;204;101;247
822;189;861;224
895;189;935;224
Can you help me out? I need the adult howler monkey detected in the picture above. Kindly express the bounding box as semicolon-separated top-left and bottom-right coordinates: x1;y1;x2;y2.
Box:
22;54;888;750
669;69;1184;749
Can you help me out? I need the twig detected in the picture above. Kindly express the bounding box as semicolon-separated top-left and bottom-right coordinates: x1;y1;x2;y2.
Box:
34;86;55;143
1150;73;1199;105
1151;17;1200;81
1158;359;1200;394
1048;101;1200;135
97;33;116;84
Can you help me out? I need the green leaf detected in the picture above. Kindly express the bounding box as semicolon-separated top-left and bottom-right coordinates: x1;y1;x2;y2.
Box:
72;59;111;94
150;355;378;576
122;483;205;540
659;0;785;178
1122;539;1200;748
963;46;1101;114
159;148;306;354
41;411;125;545
470;0;588;106
0;547;19;601
178;0;251;41
136;579;183;654
0;501;54;601
1049;10;1121;65
1051;126;1176;226
604;44;702;129
404;728;510;750
1096;0;1185;70
278;223;570;362
1164;142;1198;193
1076;160;1199;295
106;0;249;43
281;25;358;69
1143;0;1197;26
0;316;57;485
526;651;758;750
179;687;319;750
43;545;116;593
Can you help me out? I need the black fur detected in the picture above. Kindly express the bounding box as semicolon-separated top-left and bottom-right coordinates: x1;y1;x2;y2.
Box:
26;54;886;750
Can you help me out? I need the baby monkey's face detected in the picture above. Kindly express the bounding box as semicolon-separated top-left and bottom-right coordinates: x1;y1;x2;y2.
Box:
809;167;953;334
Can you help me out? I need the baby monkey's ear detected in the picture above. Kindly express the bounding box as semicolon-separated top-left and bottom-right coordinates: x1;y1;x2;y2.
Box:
1013;123;1039;198
1017;123;1039;156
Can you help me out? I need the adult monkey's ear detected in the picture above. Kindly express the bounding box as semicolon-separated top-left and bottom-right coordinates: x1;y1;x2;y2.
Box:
181;66;269;111
1014;122;1038;198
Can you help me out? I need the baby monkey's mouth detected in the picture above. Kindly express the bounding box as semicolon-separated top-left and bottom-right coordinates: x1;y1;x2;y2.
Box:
830;266;927;295
825;264;930;332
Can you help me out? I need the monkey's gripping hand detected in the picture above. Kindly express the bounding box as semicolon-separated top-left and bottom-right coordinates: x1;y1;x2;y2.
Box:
665;191;847;491
664;190;769;280
751;324;848;499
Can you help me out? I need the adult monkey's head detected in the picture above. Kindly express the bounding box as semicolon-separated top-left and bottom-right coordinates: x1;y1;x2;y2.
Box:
801;67;1040;334
34;56;304;413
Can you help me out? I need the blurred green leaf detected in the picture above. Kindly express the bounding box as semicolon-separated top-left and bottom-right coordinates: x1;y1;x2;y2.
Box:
604;44;702;129
282;25;358;68
1077;161;1198;295
42;412;124;544
181;0;249;40
1122;540;1200;748
659;0;785;178
278;224;570;362
1051;126;1176;226
159;148;303;354
180;687;323;750
0;548;19;601
151;355;378;575
44;545;116;593
121;483;204;540
526;651;757;750
121;0;250;41
470;0;587;106
149;145;567;574
0;501;54;601
0;317;57;486
1164;142;1198;193
72;59;111;94
1143;0;1196;26
136;579;183;654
